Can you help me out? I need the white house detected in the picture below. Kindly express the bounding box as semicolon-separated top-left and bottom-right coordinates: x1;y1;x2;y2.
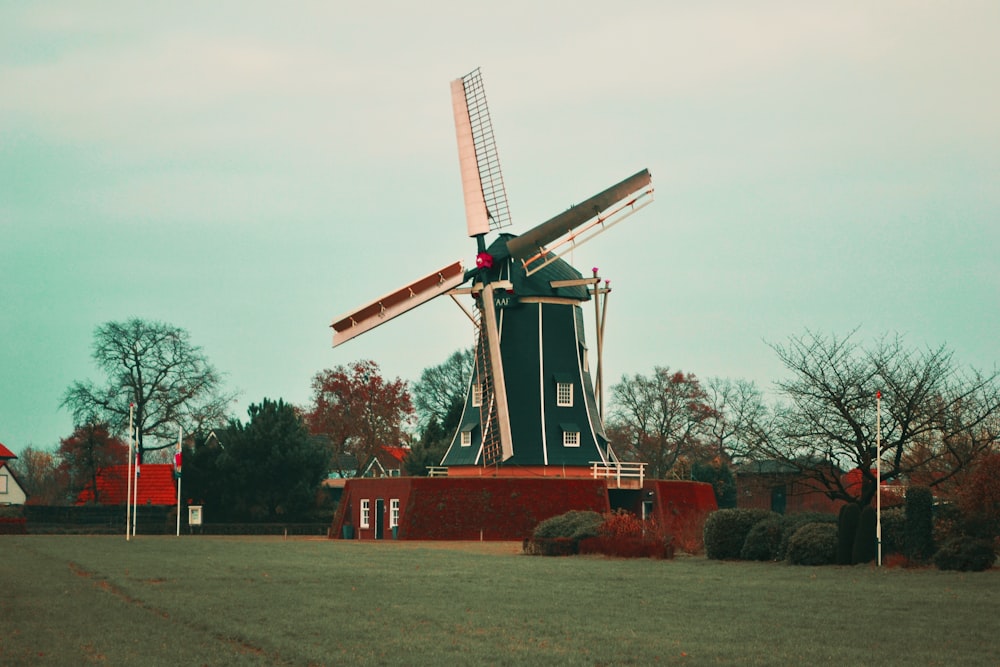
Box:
0;442;27;505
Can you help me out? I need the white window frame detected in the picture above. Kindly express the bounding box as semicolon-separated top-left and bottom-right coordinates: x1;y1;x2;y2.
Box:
563;430;580;447
390;499;400;528
0;473;7;494
556;382;574;407
472;383;483;407
360;499;370;528
461;431;472;447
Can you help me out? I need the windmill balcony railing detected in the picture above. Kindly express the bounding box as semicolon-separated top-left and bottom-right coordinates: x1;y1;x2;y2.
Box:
590;461;645;488
426;466;449;478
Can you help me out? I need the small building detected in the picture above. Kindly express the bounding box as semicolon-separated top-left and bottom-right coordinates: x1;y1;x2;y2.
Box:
0;442;27;505
359;445;409;478
332;475;717;541
736;459;844;514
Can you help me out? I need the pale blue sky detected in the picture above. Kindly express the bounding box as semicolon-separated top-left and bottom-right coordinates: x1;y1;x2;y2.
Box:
2;2;998;455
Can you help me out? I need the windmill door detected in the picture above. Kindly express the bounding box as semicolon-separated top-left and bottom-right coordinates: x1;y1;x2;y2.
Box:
374;498;385;539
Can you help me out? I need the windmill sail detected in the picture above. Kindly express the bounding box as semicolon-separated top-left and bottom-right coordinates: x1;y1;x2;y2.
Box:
506;169;653;274
451;68;512;238
331;261;465;347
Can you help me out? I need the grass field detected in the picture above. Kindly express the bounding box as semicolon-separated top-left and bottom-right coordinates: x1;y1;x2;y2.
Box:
1;536;997;666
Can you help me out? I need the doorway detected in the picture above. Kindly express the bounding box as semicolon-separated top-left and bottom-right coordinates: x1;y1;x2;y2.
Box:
374;498;385;539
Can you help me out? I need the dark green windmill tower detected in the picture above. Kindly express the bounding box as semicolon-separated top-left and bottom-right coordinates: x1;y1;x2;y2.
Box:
331;68;653;475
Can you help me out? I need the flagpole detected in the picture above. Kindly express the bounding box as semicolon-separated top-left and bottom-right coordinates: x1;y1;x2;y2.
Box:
132;446;139;538
126;403;134;542
876;390;882;567
176;425;183;537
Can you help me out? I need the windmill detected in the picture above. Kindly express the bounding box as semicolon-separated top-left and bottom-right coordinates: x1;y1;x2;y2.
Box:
331;68;653;475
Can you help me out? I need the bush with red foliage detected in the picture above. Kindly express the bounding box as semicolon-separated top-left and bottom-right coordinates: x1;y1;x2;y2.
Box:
956;453;1000;541
577;510;675;559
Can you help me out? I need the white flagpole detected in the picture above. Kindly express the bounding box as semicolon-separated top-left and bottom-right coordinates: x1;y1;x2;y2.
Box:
876;390;882;567
176;425;182;537
126;403;134;542
132;447;139;538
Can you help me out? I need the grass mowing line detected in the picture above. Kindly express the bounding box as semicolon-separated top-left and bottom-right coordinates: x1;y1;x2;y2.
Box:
2;536;998;666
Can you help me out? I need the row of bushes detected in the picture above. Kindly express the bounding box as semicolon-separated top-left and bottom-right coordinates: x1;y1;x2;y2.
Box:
704;492;996;571
524;510;674;559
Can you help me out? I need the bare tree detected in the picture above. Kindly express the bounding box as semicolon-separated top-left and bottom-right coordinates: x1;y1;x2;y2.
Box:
704;377;768;462
607;368;718;479
759;329;1000;504
62;318;236;462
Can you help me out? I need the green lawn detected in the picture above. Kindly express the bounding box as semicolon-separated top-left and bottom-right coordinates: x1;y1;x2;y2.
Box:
1;536;997;665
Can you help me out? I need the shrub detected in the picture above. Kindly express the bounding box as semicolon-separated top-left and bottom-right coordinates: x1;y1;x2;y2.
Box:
703;508;775;560
905;486;935;562
581;510;674;559
532;510;603;540
741;516;786;561
522;537;578;556
836;503;860;565
880;507;906;555
955;453;1000;541
852;505;877;564
786;522;838;566
933;536;996;572
775;512;837;561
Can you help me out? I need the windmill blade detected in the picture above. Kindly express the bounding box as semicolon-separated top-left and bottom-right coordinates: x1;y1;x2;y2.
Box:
479;282;514;461
331;261;466;347
451;68;512;238
506;169;653;273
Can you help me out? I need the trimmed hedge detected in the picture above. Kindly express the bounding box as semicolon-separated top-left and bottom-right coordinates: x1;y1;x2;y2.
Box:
836;504;860;565
532;510;603;540
704;508;776;560
905;486;935;562
775;512;837;561
786;522;838;566
880;507;906;555
740;516;786;561
852;505;877;564
933;536;996;572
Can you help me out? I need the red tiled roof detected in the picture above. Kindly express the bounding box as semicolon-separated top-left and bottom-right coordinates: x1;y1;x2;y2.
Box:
76;464;177;506
0;442;16;459
381;446;409;464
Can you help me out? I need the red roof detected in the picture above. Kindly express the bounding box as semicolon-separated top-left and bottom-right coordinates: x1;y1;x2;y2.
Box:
382;446;409;464
0;442;16;459
76;464;177;506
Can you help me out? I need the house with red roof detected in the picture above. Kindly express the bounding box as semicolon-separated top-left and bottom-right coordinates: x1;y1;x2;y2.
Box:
0;442;27;505
359;445;410;478
76;464;177;506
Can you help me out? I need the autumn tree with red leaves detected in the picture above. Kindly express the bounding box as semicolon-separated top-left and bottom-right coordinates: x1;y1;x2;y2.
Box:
305;360;414;477
57;422;128;503
607;368;719;479
8;447;67;505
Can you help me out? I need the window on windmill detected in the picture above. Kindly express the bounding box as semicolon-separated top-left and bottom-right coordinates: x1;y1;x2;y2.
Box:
561;423;581;447
390;499;400;528
472;382;483;407
360;499;370;528
461;431;473;447
556;382;574;407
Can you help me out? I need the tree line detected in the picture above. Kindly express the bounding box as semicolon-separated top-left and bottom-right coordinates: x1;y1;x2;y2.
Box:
11;319;1000;519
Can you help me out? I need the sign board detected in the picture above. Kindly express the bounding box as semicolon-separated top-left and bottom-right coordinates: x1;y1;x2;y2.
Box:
188;505;203;526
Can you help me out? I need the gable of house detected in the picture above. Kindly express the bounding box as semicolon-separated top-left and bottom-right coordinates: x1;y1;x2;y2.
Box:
0;461;27;505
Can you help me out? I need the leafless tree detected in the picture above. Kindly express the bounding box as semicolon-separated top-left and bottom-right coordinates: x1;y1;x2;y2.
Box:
62;319;236;462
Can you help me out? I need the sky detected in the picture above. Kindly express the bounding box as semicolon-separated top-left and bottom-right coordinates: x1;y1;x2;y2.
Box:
2;2;998;455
